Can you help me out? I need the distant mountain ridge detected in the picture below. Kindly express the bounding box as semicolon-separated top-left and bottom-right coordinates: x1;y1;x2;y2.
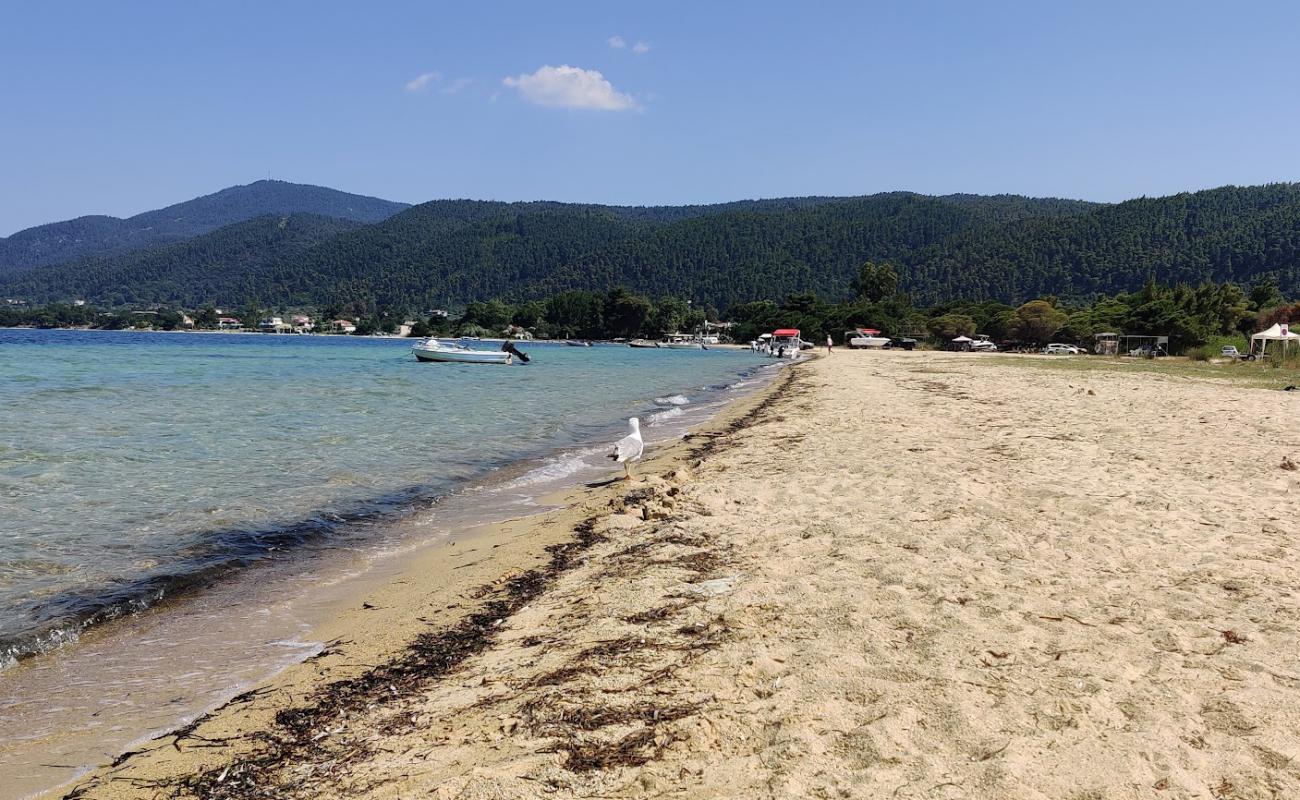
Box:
4;182;1298;311
0;191;1098;308
0;180;409;275
1;214;365;308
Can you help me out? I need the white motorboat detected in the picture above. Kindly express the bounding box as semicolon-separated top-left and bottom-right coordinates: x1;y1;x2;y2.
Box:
412;339;513;364
768;328;803;358
659;334;704;349
846;328;890;349
628;339;659;349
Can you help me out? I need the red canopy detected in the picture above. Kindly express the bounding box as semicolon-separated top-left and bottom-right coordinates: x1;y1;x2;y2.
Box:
773;328;800;337
856;328;881;335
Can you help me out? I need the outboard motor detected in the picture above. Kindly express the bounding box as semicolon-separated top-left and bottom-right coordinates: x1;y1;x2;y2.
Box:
502;340;530;363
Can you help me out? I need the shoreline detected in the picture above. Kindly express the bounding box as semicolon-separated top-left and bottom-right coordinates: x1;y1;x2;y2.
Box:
1;342;779;670
1;327;758;351
50;350;1300;798
4;355;791;800
54;358;798;800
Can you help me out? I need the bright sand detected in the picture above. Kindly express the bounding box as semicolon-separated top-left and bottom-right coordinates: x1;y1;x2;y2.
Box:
63;352;1300;799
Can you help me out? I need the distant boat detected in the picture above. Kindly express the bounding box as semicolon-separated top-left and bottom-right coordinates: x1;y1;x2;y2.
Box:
412;339;513;364
565;340;592;347
628;339;659;349
659;334;704;350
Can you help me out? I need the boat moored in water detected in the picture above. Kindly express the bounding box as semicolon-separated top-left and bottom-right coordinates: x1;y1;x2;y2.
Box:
659;334;705;350
412;339;513;364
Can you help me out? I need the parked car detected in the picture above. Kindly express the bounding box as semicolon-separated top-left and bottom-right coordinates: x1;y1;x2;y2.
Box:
970;339;998;352
886;337;918;351
1042;343;1081;355
1220;345;1241;359
1129;346;1168;358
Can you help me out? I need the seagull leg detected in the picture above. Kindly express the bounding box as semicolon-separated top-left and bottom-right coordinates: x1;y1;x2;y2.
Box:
623;462;632;481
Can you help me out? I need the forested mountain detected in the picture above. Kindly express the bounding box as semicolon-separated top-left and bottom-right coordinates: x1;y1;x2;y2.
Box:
4;184;1299;311
525;194;1096;308
0;180;408;274
0;215;363;307
901;184;1300;303
0;192;1092;308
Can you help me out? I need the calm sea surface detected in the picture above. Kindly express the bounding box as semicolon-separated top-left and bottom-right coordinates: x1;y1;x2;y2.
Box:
0;329;772;665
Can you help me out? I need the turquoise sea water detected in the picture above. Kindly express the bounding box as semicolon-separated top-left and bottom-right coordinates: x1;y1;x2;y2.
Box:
0;329;772;664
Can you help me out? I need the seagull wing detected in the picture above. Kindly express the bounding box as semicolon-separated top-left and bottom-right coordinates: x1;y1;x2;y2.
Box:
610;431;644;463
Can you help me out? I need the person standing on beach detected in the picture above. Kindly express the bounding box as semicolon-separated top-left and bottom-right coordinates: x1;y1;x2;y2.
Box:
826;334;834;353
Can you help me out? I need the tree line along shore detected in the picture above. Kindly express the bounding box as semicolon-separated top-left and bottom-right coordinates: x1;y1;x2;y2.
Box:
4;265;1298;357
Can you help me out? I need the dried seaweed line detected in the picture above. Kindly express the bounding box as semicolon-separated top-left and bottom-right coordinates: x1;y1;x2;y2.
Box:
65;518;609;800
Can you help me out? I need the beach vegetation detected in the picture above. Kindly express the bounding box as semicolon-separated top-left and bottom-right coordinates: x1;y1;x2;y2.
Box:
926;313;977;340
1007;300;1069;345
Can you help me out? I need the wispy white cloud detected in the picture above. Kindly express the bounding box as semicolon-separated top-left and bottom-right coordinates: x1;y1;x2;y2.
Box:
606;35;626;49
440;77;473;95
502;65;639;111
632;41;651;55
406;72;473;95
405;71;442;92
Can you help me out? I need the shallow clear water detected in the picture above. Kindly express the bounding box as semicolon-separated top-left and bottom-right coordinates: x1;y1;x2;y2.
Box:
0;329;771;664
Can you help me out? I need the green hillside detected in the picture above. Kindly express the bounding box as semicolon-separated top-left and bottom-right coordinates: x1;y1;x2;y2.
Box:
903;183;1300;303
0;192;1089;308
0;180;408;275
0;214;362;307
5;184;1299;312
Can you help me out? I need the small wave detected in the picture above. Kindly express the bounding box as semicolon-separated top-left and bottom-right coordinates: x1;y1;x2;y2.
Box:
505;446;604;488
648;406;686;426
654;394;690;406
0;483;448;668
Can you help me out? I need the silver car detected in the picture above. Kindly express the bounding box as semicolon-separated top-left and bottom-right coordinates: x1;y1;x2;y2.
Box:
1042;343;1080;355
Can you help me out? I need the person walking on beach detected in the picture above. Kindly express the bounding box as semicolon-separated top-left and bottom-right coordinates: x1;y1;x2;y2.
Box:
826;334;834;353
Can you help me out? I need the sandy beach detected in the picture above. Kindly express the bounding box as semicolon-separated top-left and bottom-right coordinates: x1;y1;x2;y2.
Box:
62;351;1300;800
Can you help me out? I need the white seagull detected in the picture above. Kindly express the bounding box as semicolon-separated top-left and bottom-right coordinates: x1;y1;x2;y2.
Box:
609;417;644;480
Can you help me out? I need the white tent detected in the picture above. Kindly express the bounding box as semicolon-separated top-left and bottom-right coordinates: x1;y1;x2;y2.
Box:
951;335;973;343
1250;323;1300;355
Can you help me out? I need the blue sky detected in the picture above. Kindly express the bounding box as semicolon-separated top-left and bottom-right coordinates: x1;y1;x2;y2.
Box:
2;0;1298;235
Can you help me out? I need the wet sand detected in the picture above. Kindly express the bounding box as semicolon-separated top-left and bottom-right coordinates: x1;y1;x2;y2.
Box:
63;352;1300;799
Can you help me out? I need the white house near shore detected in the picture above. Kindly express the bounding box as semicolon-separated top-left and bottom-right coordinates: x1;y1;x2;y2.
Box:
259;316;291;334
